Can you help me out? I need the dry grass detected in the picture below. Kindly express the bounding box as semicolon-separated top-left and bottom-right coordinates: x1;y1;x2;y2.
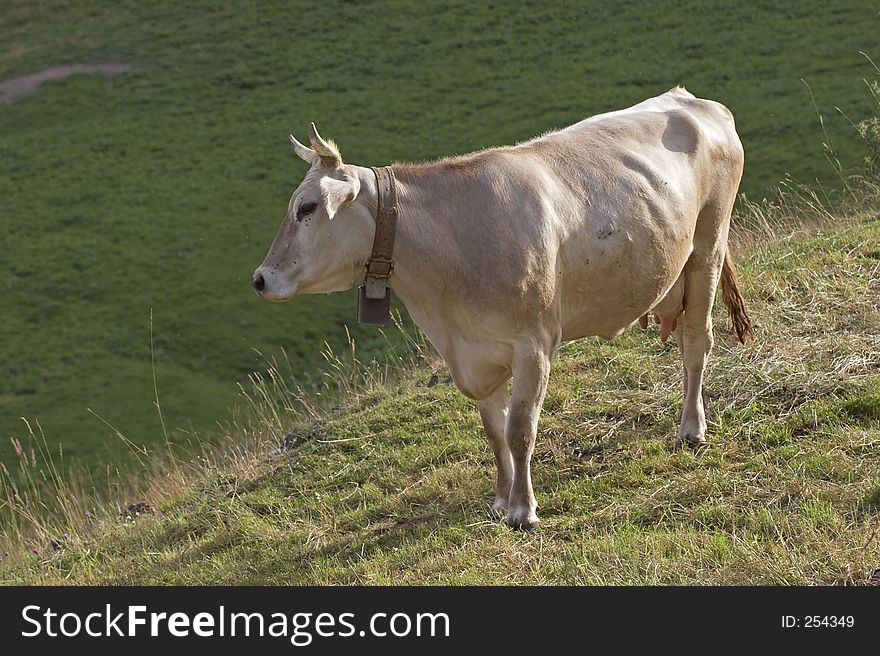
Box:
0;316;430;564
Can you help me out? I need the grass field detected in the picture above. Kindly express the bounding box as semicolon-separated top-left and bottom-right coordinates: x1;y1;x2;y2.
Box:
1;1;878;474
3;187;879;584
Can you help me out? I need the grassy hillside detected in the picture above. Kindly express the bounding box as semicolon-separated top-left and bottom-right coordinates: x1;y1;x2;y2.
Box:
1;0;878;474
3;190;879;584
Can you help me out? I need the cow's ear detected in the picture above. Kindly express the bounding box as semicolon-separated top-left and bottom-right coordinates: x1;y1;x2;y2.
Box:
319;174;360;220
308;122;343;168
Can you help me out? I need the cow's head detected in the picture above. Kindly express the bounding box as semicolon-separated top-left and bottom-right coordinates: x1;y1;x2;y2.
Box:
252;123;374;301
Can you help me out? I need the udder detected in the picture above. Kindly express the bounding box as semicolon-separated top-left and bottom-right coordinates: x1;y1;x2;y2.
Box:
638;273;684;342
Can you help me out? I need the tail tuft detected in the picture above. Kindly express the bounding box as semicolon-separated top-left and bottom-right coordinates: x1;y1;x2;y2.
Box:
720;249;753;343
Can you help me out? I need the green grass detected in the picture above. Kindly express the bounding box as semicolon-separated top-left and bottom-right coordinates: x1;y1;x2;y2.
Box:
2;203;878;584
1;0;879;473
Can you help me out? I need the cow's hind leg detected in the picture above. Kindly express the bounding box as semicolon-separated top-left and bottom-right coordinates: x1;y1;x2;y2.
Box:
672;315;687;438
672;322;688;404
477;384;513;517
505;337;553;530
676;215;729;448
676;261;716;448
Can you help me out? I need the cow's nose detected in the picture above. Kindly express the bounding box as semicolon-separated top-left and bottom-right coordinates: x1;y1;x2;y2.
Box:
252;272;266;294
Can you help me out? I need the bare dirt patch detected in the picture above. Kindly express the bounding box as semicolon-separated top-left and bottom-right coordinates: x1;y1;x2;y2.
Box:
0;63;131;103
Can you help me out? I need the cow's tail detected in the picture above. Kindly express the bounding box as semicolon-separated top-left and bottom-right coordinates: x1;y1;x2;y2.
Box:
720;248;753;344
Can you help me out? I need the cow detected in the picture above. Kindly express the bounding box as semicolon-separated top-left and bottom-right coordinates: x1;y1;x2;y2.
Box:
252;87;752;530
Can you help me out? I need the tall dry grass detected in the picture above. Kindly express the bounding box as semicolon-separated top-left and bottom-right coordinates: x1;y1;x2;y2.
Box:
0;311;431;561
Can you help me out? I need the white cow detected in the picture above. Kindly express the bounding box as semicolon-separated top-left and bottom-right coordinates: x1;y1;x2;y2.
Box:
253;87;752;529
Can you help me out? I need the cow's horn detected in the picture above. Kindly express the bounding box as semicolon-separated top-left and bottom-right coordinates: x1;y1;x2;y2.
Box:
307;122;341;164
288;133;317;164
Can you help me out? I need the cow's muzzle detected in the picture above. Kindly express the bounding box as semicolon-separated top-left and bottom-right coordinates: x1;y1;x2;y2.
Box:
252;268;297;301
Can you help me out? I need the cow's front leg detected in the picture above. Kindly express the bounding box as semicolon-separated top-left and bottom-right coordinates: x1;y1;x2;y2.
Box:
477;384;512;517
505;341;552;530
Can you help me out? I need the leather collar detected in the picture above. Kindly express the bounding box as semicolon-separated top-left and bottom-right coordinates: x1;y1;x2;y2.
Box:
364;166;398;299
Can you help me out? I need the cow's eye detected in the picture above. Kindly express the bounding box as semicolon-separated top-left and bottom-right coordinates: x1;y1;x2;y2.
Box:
296;201;318;221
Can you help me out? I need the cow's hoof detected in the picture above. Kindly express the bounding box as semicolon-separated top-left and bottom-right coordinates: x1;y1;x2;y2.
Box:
674;434;708;452
506;506;540;532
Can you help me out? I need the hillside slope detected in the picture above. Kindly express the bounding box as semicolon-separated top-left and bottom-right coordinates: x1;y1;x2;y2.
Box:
1;0;878;473
4;210;879;585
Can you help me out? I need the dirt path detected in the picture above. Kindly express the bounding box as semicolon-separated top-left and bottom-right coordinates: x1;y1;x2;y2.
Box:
0;63;132;103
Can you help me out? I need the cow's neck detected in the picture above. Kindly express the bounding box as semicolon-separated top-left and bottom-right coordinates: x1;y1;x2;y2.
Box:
354;163;460;344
